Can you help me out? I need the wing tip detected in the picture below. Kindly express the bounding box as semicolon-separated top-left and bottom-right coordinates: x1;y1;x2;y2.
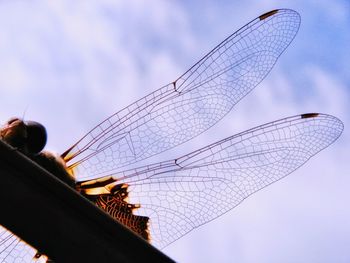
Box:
300;113;344;141
259;9;279;20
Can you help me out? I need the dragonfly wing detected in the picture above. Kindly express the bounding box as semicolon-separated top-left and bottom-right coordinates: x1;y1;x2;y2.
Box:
64;9;301;180
115;114;343;248
0;226;47;262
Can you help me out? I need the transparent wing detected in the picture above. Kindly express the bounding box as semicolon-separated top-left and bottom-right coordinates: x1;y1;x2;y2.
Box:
0;226;47;263
63;9;301;180
105;114;343;249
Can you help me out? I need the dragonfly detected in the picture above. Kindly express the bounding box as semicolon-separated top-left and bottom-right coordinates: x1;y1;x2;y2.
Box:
0;9;344;262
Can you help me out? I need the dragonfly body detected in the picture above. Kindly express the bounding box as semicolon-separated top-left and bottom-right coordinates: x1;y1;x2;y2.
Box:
0;9;344;262
0;117;151;241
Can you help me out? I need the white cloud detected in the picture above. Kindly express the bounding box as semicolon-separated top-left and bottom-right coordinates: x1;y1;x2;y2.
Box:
303;66;349;115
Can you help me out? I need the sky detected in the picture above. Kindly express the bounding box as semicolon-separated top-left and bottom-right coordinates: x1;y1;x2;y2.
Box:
0;1;349;262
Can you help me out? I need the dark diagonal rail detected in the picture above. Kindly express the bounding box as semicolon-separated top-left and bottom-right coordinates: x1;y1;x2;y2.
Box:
0;140;174;262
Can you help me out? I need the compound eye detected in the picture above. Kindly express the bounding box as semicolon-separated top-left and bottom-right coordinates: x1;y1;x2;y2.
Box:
25;121;47;154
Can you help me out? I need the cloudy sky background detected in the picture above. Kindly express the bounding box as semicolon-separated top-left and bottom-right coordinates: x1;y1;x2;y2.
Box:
0;1;349;262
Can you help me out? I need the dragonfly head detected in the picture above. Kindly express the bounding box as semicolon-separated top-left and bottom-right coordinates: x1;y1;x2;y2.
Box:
1;117;47;155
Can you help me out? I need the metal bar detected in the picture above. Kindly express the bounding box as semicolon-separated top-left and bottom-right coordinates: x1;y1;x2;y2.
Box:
0;140;174;262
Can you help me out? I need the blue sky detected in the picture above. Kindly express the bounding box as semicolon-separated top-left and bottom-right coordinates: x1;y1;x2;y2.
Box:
0;1;349;262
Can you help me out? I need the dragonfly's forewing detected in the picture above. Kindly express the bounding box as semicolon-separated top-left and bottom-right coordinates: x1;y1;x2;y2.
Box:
64;9;301;181
101;114;343;248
